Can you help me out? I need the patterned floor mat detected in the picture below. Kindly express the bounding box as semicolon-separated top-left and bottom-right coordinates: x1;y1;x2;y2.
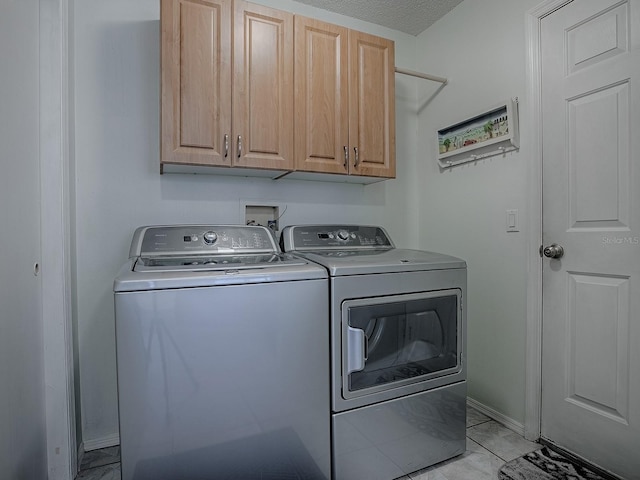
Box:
498;446;609;480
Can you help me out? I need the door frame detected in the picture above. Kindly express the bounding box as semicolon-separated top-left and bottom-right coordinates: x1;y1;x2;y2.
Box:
40;0;77;478
523;0;573;442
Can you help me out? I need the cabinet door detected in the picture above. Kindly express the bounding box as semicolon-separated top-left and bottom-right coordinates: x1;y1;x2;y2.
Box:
294;16;349;174
233;1;293;170
161;0;232;169
348;30;396;178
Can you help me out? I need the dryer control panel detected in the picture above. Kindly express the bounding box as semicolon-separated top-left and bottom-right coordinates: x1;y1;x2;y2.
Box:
281;225;394;251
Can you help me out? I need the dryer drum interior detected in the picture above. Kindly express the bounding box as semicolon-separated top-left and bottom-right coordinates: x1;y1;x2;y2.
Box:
346;293;459;392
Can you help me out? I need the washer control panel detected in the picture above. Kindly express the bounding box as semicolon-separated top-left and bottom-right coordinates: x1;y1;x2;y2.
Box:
281;225;394;251
132;225;278;257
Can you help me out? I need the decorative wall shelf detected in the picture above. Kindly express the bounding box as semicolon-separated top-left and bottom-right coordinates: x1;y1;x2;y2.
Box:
437;98;519;169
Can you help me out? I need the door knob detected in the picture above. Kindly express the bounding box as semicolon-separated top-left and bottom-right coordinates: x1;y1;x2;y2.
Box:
542;243;564;259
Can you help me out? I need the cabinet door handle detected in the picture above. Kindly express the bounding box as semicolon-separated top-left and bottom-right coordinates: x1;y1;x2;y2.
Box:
343;146;349;169
353;146;359;167
237;135;242;158
224;134;229;158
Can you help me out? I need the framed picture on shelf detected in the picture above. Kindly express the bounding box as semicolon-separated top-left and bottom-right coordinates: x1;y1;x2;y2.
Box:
437;98;519;168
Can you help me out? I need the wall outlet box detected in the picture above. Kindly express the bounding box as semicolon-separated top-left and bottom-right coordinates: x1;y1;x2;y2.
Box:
242;202;282;231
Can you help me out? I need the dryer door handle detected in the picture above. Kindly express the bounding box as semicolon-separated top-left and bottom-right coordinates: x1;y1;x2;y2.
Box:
346;326;367;374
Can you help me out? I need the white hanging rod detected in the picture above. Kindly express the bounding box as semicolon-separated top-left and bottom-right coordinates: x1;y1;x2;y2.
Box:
394;67;448;85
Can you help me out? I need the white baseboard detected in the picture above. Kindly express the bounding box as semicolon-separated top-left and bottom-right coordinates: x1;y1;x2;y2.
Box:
467;397;525;437
82;433;120;452
77;442;84;474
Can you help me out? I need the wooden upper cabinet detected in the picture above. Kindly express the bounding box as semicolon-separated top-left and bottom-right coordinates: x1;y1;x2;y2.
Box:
161;0;232;170
294;16;349;174
294;18;395;178
161;0;393;179
233;1;294;170
161;0;293;172
349;30;395;178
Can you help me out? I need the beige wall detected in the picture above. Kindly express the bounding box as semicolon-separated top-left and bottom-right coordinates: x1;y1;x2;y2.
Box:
415;0;542;425
73;0;551;448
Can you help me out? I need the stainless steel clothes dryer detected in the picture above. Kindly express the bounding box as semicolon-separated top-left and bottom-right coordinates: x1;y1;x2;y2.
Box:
114;225;330;480
281;225;467;480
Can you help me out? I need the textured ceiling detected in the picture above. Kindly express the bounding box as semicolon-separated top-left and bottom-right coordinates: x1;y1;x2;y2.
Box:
291;0;464;36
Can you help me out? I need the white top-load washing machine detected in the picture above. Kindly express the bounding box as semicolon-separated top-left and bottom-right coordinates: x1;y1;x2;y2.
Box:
114;225;330;480
281;225;467;480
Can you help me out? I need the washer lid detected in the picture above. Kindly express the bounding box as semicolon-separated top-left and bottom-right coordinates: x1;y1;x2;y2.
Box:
296;248;466;276
115;255;326;292
133;253;306;273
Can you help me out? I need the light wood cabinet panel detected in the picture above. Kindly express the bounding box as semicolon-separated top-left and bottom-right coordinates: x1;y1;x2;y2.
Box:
293;20;395;179
161;0;231;169
233;1;293;170
349;30;395;178
161;0;293;173
294;16;349;174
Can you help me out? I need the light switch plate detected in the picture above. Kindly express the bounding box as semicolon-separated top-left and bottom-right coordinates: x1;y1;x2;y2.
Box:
506;209;519;232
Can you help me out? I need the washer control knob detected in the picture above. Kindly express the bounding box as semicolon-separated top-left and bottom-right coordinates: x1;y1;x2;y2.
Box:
337;229;350;241
203;231;218;245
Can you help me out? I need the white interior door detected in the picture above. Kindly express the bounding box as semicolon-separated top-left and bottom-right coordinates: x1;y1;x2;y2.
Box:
0;0;47;478
541;1;640;478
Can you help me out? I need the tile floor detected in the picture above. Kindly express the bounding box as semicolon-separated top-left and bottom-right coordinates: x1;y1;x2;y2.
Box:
404;406;539;480
75;405;540;480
